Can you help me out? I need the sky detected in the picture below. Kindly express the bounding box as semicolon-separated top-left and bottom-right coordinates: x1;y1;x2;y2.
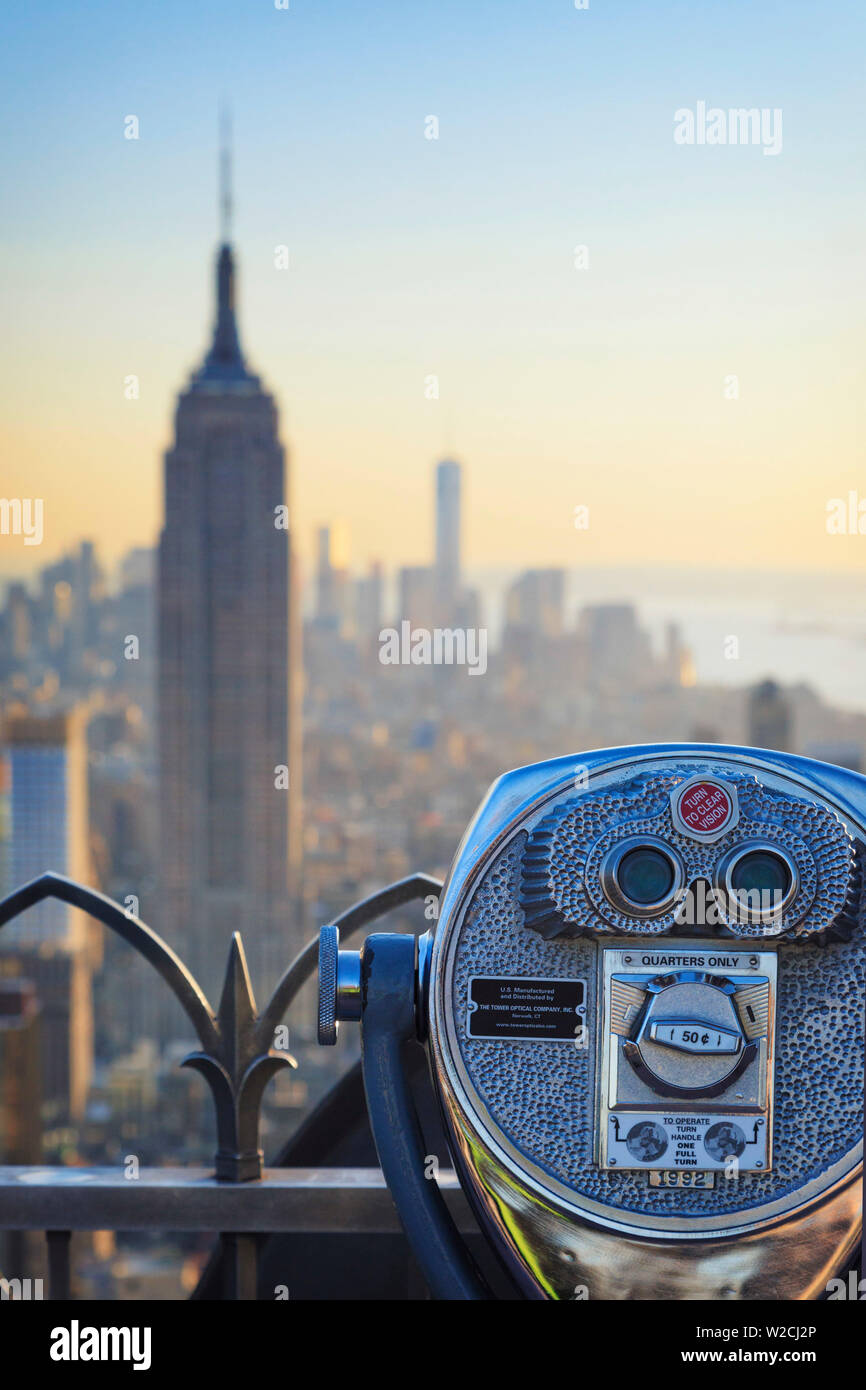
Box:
2;0;865;579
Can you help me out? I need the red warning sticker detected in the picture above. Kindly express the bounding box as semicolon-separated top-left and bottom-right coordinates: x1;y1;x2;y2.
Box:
671;778;737;841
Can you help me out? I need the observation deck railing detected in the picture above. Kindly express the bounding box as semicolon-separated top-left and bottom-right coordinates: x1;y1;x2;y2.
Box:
0;872;462;1299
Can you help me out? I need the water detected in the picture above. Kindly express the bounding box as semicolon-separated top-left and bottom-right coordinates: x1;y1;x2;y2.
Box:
468;566;866;713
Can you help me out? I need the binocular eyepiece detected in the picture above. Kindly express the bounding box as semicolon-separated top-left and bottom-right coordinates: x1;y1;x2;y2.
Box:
319;743;865;1300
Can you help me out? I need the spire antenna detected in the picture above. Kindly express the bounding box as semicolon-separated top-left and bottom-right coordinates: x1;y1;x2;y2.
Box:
219;103;233;244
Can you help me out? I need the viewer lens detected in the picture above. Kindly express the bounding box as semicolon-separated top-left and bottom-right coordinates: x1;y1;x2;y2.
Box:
617;847;675;906
730;850;791;902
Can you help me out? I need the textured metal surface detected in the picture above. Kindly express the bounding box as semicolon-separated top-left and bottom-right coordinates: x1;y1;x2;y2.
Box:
453;835;863;1217
520;764;857;940
318;924;339;1045
427;746;865;1301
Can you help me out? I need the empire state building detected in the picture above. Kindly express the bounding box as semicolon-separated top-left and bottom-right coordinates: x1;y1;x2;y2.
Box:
157;221;301;1002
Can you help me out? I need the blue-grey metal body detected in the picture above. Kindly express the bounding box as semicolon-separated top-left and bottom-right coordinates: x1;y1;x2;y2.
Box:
424;744;865;1300
358;933;489;1299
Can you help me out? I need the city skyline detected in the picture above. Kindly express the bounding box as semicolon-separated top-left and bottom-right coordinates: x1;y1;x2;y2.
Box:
1;0;863;1310
3;0;865;579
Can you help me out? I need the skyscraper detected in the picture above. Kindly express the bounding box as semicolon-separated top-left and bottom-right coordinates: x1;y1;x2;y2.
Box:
0;979;41;1280
157;205;301;1003
0;708;94;1122
505;569;566;639
397;566;435;629
578;605;654;691
313;523;350;634
434;459;461;621
0;709;90;950
354;561;384;641
748;679;793;753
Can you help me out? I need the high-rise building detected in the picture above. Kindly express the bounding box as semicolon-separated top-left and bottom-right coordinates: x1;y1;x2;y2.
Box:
1;709;91;949
501;570;566;680
119;547;155;592
397;566;435;629
157;220;301;1003
0;978;41;1279
354;562;384;640
505;570;565;639
0;970;41;1163
748;679;793;752
313;524;351;634
0;708;94;1121
434;459;461;620
33;543;103;685
578;604;654;690
663;622;696;688
4;585;32;666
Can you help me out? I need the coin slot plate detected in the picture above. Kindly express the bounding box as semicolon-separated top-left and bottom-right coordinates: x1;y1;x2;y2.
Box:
597;943;777;1173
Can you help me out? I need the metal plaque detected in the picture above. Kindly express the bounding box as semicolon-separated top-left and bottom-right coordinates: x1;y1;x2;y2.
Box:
467;976;586;1042
597;942;777;1172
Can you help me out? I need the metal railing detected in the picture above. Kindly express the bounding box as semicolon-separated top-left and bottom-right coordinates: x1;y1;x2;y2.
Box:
0;871;447;1299
0;1165;475;1300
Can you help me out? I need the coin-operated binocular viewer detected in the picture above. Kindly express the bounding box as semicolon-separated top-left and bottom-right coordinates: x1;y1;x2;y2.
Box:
318;745;864;1300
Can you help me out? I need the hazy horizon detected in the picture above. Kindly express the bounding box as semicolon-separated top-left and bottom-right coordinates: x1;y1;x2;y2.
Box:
4;549;865;710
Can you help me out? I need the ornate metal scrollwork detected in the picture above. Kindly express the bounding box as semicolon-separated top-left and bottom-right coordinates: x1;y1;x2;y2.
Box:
0;870;441;1183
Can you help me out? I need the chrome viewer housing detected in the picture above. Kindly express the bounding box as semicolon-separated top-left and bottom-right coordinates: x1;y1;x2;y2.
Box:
428;744;865;1299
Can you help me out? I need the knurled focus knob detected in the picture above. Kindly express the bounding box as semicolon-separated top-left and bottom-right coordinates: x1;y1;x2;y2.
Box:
318;924;339;1045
